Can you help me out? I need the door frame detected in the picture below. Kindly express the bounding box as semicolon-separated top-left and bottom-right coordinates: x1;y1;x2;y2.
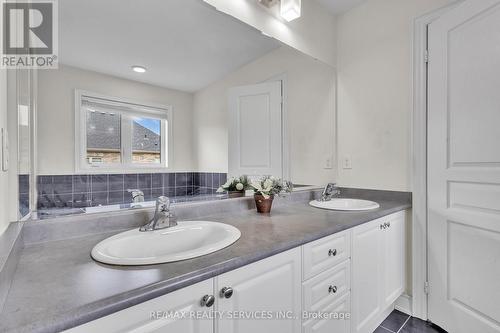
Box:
265;73;290;181
411;1;462;320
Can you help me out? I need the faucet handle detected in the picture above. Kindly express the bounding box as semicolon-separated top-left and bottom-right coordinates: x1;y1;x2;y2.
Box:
156;196;170;212
320;183;339;201
127;189;145;203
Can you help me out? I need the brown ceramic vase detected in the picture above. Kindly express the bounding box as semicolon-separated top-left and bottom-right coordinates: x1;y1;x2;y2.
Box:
254;194;274;213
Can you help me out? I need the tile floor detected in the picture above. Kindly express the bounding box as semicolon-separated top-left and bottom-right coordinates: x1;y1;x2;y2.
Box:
375;310;447;333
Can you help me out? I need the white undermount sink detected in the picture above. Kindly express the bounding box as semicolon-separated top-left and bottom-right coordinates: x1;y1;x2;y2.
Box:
91;221;241;265
309;198;380;211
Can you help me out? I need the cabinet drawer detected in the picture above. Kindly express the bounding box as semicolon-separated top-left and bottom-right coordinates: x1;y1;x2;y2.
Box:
302;260;350;312
303;292;351;333
303;230;350;280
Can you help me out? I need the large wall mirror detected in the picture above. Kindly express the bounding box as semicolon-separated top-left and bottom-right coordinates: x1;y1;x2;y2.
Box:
25;0;336;219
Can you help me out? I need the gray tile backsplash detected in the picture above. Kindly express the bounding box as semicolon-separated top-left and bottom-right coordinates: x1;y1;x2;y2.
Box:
37;172;227;210
18;175;30;217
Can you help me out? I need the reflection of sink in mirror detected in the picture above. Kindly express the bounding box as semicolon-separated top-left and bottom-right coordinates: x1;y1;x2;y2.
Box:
309;199;380;211
91;221;241;266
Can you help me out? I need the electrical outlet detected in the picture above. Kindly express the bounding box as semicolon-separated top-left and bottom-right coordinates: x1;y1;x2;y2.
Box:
342;156;352;170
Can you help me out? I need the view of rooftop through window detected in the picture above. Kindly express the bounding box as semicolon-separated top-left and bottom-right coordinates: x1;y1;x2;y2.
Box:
86;111;122;164
132;117;161;164
86;112;162;165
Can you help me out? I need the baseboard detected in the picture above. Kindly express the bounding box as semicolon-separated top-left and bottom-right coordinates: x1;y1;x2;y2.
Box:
0;222;24;312
395;294;413;316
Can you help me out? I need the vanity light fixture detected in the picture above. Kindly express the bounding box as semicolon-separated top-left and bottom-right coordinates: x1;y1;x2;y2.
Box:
258;0;301;22
132;65;147;73
280;0;301;21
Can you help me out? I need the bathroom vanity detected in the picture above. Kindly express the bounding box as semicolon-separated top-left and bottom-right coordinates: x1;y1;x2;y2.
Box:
65;211;405;333
0;188;411;333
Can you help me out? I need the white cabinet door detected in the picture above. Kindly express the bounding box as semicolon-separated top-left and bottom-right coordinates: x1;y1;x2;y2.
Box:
351;212;406;333
351;218;384;333
216;247;302;333
228;81;283;178
64;279;214;333
382;211;405;308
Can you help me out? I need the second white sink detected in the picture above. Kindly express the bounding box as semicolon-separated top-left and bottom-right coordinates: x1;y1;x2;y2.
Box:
91;221;241;265
309;198;380;211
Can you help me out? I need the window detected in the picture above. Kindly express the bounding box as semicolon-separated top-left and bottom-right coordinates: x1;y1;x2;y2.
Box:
75;91;172;172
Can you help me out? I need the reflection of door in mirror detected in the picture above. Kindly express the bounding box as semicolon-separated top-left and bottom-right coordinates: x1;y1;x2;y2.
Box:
228;81;283;179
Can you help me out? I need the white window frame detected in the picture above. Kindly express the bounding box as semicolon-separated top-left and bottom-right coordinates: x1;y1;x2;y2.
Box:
74;90;173;173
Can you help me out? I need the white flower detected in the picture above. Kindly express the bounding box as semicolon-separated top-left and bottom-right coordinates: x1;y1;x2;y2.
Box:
263;178;273;190
251;181;262;191
236;183;244;191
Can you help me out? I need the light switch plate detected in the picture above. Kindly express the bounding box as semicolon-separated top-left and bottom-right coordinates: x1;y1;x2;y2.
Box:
324;156;333;169
1;128;9;172
342;156;352;169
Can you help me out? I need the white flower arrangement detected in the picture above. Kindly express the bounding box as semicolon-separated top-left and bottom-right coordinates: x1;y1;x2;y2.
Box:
217;175;251;193
251;176;293;199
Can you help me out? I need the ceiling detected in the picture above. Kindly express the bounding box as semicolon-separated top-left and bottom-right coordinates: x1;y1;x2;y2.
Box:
315;0;367;15
59;0;281;92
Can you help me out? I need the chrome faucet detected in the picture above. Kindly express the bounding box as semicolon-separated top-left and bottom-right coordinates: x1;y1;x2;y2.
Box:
320;183;340;201
128;189;145;208
139;196;178;232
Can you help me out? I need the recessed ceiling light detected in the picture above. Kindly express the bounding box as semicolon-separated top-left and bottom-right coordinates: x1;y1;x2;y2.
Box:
132;65;147;73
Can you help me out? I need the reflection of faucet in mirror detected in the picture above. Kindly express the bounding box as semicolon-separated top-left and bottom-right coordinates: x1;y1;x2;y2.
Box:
128;189;144;208
320;183;340;202
140;196;177;232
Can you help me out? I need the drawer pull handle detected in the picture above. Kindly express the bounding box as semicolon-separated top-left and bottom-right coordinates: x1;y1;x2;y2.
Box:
329;285;338;294
200;295;215;307
328;249;337;257
220;286;234;299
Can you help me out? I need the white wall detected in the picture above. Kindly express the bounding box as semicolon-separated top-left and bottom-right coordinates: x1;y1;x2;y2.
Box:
203;0;337;67
37;65;195;175
336;0;455;191
0;69;10;235
193;46;336;185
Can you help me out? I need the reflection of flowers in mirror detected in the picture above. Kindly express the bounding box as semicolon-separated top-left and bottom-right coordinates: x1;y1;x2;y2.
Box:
217;175;251;193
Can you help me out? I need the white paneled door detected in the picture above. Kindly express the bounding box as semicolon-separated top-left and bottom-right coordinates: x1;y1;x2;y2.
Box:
428;1;500;332
228;82;282;178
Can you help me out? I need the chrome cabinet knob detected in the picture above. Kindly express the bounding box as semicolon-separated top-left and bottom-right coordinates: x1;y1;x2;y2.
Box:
328;249;337;256
200;295;215;307
220;286;234;299
328;285;338;293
